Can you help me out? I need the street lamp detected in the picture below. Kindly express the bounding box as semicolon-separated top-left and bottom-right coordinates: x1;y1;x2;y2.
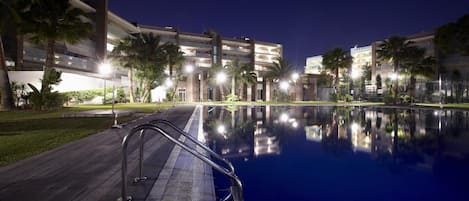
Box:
99;62;112;104
165;77;174;88
99;62;120;128
279;80;290;92
390;72;398;81
184;64;194;74
216;72;227;84
291;72;299;82
351;69;362;100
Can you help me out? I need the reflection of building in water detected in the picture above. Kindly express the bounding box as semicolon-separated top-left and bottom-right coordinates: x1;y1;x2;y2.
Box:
254;120;280;156
350;122;371;152
305;125;322;142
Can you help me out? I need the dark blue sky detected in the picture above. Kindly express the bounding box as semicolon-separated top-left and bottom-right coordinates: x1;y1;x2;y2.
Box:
109;0;469;69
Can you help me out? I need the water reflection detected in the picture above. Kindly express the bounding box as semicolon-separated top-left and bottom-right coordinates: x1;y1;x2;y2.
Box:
203;106;469;168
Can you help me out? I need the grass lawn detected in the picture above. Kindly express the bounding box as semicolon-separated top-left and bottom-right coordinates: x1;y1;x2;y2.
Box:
0;103;170;166
416;103;469;109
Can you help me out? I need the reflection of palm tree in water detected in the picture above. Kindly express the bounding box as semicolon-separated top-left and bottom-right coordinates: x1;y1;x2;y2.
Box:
322;110;352;155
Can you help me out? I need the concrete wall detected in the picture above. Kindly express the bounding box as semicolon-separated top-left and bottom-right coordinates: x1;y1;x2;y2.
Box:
8;71;127;92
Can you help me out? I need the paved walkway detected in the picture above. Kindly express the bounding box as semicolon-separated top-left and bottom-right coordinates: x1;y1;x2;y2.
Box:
62;109;136;118
0;106;214;201
146;106;215;201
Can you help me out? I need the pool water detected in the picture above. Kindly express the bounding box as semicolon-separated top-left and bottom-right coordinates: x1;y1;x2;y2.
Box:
202;106;469;201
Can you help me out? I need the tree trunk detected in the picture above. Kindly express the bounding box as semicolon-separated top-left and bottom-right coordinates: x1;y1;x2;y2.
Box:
142;80;152;103
238;83;244;101
45;40;55;70
409;75;416;103
128;68;135;103
43;39;55;93
231;76;236;97
219;85;225;101
450;80;454;102
335;68;339;95
171;79;180;105
393;60;399;105
16;35;23;70
0;36;15;111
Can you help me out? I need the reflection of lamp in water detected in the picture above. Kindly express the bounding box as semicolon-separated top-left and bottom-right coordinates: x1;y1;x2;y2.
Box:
351;122;360;133
279;113;289;122
217;125;226;134
292;121;298;128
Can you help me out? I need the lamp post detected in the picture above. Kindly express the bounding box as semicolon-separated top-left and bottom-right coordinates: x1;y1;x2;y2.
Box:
99;62;121;128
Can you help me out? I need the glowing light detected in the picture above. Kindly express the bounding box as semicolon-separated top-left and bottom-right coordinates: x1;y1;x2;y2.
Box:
217;125;226;134
291;72;299;81
165;78;173;87
216;72;227;84
351;122;360;133
184;64;194;73
99;62;112;75
279;80;290;91
389;73;398;81
279;113;289;122
351;69;362;79
292;121;298;128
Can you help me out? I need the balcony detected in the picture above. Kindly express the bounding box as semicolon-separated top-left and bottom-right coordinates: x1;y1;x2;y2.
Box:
23;47;96;72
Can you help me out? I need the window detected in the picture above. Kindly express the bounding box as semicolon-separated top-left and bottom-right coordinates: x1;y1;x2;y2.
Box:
178;88;186;102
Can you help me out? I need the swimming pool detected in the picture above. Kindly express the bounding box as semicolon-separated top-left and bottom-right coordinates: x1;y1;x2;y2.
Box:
202;106;469;201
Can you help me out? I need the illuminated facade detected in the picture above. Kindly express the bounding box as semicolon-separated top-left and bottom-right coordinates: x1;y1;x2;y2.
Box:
138;25;283;102
304;56;323;75
304;32;448;96
5;0;286;102
5;0;136;93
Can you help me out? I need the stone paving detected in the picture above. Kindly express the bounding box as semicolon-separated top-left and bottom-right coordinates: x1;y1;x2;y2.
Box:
146;106;215;201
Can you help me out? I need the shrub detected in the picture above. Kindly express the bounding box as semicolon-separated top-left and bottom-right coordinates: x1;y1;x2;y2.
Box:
329;93;339;102
225;94;239;102
384;95;394;105
28;84;64;110
343;94;353;102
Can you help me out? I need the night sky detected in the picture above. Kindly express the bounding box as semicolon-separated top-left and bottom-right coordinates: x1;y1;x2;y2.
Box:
109;0;469;70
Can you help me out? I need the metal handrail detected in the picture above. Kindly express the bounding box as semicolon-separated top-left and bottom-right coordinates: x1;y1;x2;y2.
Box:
119;124;243;201
150;119;235;174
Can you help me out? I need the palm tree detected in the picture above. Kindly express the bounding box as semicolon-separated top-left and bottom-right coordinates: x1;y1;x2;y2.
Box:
321;48;353;96
23;0;92;92
208;64;226;101
265;57;293;101
377;36;413;104
237;63;257;101
162;43;185;103
225;59;240;98
400;46;435;103
110;37;140;103
224;58;251;99
0;0;19;110
265;57;293;81
131;33;167;103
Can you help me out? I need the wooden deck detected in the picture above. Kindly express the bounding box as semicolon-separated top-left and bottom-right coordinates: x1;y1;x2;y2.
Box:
0;106;196;201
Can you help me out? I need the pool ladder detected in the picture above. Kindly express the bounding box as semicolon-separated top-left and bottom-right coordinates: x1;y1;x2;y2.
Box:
119;119;243;201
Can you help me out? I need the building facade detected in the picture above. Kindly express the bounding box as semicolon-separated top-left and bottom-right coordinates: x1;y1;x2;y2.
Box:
305;31;469;100
138;25;283;102
5;0;287;102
